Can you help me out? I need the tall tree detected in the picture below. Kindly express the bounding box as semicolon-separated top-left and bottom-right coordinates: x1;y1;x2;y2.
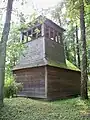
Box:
0;0;14;106
76;25;80;68
65;0;88;99
72;33;76;65
80;0;88;99
50;2;65;26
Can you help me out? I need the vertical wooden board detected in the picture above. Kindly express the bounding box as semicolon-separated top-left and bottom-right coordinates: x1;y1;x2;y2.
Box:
45;66;47;98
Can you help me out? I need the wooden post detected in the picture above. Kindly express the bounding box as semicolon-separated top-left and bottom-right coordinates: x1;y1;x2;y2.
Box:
49;27;51;39
57;32;59;43
20;32;24;43
53;29;55;41
45;66;47;98
41;23;44;36
26;32;28;42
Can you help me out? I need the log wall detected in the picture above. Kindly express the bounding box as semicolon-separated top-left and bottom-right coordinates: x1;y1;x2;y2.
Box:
13;65;81;100
47;66;81;100
13;67;46;98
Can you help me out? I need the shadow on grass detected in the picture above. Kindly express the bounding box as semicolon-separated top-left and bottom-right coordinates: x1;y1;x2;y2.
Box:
0;103;19;120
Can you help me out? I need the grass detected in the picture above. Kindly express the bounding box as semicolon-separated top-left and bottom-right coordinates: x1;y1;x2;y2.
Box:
0;97;90;120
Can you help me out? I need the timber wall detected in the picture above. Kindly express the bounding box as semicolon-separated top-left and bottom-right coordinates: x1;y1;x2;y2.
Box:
45;38;66;64
47;66;81;100
14;67;46;98
13;37;46;70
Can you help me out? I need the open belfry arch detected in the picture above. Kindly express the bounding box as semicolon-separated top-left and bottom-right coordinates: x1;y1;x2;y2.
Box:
13;16;81;100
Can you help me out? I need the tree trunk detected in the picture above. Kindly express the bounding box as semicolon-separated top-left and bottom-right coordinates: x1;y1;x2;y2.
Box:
0;0;13;106
64;41;69;60
76;25;80;68
80;0;88;99
72;33;76;65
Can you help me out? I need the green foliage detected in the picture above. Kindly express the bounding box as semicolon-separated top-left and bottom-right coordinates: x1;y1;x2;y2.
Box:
50;2;66;26
0;97;90;120
5;23;24;80
4;78;23;98
64;23;77;65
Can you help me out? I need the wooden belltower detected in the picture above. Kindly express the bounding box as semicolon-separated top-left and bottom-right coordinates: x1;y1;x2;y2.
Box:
13;16;80;100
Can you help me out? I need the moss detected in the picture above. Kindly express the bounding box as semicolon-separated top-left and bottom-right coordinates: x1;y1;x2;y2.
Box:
66;60;80;71
48;59;67;68
48;59;80;72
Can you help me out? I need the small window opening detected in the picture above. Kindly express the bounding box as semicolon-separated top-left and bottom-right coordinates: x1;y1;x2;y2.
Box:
50;27;54;40
45;25;49;38
21;24;42;43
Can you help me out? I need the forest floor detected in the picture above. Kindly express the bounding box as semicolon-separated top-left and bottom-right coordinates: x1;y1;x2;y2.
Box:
0;97;90;120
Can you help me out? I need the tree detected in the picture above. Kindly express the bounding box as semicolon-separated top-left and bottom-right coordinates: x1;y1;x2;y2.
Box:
0;0;14;106
50;1;80;66
6;23;24;80
80;0;88;99
50;2;66;26
76;25;80;68
64;0;89;99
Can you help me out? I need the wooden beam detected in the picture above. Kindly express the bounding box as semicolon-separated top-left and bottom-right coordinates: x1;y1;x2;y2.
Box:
41;23;44;36
49;27;50;39
45;66;47;98
26;32;28;42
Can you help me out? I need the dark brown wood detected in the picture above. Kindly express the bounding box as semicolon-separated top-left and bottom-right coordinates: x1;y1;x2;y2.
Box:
13;65;81;100
47;66;81;100
14;66;46;98
45;66;47;98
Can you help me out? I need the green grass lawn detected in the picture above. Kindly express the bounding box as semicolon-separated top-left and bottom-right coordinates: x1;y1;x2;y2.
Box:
0;97;90;120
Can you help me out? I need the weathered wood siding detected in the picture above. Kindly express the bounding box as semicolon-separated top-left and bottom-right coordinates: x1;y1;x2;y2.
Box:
13;36;66;71
45;38;66;64
45;19;65;34
14;67;46;98
47;66;80;100
14;37;46;70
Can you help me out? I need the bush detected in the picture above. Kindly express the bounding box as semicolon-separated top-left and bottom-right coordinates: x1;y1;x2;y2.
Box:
4;78;23;98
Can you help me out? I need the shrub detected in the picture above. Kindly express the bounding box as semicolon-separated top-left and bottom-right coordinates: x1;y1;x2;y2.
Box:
4;78;23;98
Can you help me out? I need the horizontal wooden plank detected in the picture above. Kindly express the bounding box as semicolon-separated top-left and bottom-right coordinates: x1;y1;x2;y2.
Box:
14;67;46;98
47;66;80;99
